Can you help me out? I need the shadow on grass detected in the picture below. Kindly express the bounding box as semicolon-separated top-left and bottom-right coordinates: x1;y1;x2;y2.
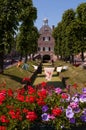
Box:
52;74;58;77
62;77;69;88
3;73;22;83
47;81;65;89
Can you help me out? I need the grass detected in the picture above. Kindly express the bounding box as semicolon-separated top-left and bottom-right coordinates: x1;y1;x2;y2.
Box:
0;60;40;90
54;60;86;93
33;62;65;88
0;59;86;93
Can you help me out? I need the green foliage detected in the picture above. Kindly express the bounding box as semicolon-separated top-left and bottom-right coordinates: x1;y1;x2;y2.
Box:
53;3;86;61
16;0;38;61
76;3;86;22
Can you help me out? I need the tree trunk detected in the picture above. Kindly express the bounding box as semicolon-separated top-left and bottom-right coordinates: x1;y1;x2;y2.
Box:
81;50;84;62
70;54;74;64
25;53;27;63
20;52;23;61
0;45;4;74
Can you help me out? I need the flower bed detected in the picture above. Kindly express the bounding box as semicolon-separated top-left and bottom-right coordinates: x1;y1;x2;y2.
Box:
0;79;86;130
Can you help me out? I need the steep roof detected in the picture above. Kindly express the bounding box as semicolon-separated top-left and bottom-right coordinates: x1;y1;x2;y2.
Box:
39;25;52;34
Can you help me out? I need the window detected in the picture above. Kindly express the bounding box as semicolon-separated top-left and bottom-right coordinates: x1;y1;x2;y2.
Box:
40;47;43;51
49;47;51;51
38;47;40;51
43;37;45;41
49;37;50;41
43;47;45;51
45;47;48;51
45;37;48;41
43;37;51;42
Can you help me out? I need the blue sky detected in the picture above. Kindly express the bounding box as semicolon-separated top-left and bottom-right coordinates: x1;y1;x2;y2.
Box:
33;0;86;30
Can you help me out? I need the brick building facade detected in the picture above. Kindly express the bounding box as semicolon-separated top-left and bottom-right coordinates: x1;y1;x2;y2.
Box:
37;18;55;61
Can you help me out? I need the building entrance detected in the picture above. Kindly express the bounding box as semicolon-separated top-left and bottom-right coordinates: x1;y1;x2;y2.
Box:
43;55;50;63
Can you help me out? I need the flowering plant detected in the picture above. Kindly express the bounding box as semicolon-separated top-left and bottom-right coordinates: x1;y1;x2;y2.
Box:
0;80;86;130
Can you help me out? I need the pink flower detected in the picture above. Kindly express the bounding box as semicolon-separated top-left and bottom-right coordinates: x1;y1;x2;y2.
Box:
55;88;62;94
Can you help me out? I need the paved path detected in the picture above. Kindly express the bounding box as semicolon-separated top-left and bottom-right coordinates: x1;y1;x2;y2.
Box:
33;63;63;88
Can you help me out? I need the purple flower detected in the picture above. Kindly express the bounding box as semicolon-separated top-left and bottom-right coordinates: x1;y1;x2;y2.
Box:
67;106;72;112
81;115;86;122
73;107;80;113
71;96;79;103
66;107;74;118
69;118;75;124
79;94;86;102
42;105;49;112
82;109;86;115
41;113;49;121
82;88;86;94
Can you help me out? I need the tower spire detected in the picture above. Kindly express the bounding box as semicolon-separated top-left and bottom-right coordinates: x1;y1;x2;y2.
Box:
43;18;48;25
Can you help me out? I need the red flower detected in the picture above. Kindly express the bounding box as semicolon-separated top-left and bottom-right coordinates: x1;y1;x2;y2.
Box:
41;82;47;88
16;94;24;102
6;105;14;109
52;107;62;116
0;115;9;123
26;111;37;121
8;109;22;120
0;126;6;130
37;89;47;98
16;88;25;95
28;96;35;103
22;77;31;82
8;110;16;119
73;83;78;89
0;91;6;104
7;89;13;97
28;86;36;95
25;96;35;103
61;93;68;99
36;98;45;106
22;108;29;113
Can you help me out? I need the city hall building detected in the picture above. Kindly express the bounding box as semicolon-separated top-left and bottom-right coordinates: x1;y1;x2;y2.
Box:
37;18;56;62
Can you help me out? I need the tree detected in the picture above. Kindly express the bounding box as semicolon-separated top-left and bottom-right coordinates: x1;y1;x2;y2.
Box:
61;9;75;62
76;3;86;61
0;0;37;73
27;26;39;55
0;0;20;73
16;26;39;61
52;22;63;58
16;0;38;62
53;9;75;61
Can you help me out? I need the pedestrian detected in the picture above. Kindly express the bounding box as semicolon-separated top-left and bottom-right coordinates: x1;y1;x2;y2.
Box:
51;59;54;66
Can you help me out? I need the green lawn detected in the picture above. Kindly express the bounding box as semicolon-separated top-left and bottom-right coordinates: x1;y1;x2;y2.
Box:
0;59;86;93
0;60;40;90
54;60;86;93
